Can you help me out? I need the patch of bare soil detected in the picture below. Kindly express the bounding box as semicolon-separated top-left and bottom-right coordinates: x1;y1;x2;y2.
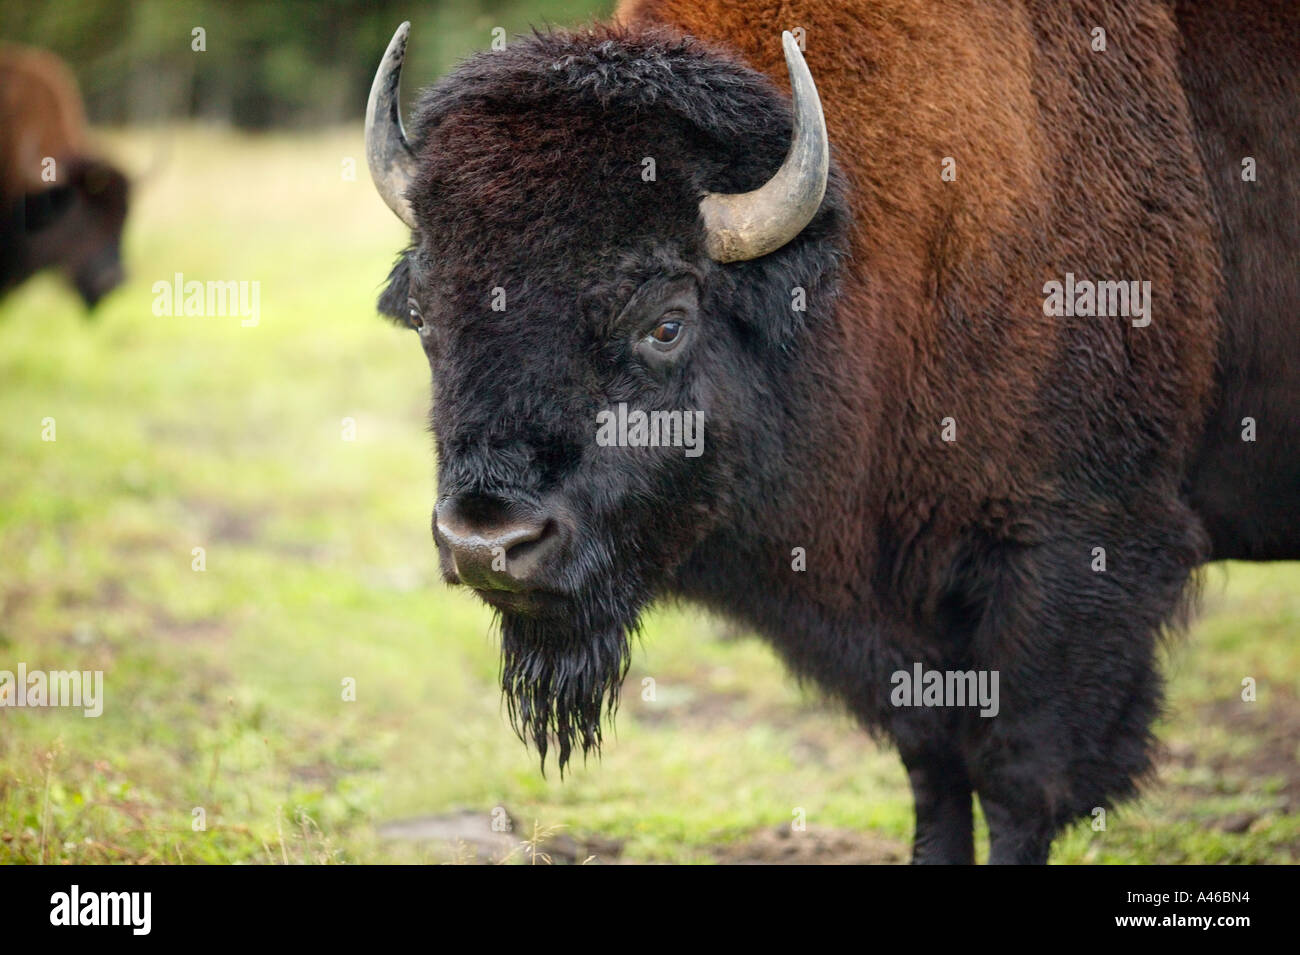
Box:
715;824;905;865
377;810;623;864
181;498;266;544
1160;693;1300;842
378;810;904;864
1167;695;1300;805
1210;695;1300;806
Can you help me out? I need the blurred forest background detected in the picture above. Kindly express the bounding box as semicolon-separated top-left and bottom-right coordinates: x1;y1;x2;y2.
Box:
1;0;610;128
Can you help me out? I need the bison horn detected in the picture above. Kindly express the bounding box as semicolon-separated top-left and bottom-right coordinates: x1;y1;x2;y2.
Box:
699;31;829;263
366;21;418;229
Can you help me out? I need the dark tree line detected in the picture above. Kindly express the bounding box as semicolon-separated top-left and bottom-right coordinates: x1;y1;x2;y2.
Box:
1;0;610;128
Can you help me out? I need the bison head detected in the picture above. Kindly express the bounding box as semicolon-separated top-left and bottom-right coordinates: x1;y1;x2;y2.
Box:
5;157;128;309
369;23;847;769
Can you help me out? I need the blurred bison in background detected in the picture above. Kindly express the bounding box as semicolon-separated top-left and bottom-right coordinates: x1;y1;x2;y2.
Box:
366;0;1300;864
0;45;128;308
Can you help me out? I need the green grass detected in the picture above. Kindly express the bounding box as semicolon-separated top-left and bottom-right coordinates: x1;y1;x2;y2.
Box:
0;127;1297;864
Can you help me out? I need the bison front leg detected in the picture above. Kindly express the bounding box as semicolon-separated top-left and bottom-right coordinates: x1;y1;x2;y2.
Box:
978;785;1056;865
900;744;975;864
957;516;1199;864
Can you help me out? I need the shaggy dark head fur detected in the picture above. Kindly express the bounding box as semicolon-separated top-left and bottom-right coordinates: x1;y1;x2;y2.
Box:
378;27;848;769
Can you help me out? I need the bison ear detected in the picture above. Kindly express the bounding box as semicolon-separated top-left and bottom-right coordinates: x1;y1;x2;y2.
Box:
377;250;412;322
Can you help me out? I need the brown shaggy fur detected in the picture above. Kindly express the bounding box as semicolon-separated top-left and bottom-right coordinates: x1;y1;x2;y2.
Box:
0;46;89;197
618;0;1222;608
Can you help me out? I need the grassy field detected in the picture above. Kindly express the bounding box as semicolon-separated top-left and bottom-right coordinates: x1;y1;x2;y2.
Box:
0;127;1296;864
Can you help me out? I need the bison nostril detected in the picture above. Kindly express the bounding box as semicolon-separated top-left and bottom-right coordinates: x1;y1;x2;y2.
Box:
501;523;544;561
434;496;563;593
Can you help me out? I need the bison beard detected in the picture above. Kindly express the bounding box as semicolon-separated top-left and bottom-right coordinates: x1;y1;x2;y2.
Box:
499;600;634;773
494;516;663;772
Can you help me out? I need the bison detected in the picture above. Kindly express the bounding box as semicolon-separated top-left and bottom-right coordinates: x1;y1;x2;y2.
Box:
365;0;1300;863
0;45;128;308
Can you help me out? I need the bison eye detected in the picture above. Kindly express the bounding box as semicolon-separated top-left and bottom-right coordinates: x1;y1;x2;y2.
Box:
645;318;685;352
407;298;423;330
651;320;681;343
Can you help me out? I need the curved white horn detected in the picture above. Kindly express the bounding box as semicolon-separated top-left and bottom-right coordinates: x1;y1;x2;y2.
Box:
366;21;418;229
699;31;829;262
